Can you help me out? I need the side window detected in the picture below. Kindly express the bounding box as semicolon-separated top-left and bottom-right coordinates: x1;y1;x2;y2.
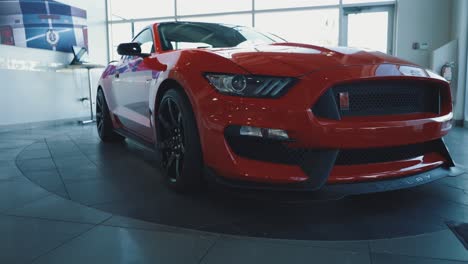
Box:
133;29;154;54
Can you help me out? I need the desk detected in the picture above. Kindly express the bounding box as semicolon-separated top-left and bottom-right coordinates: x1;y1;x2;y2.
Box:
65;64;105;124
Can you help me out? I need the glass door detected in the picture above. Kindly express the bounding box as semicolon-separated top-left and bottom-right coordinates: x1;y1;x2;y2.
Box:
342;5;394;54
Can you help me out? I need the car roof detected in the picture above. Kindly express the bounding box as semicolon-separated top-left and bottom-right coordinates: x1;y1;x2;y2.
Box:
153;21;240;28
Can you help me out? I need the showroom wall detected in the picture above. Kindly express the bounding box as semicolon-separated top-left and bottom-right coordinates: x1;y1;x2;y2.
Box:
0;0;108;129
395;0;453;68
396;0;468;125
1;0;466;128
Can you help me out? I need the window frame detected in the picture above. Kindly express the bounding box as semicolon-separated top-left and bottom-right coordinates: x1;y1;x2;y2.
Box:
132;27;156;54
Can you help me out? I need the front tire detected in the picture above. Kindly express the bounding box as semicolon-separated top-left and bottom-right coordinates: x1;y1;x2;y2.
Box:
157;88;203;192
96;89;125;142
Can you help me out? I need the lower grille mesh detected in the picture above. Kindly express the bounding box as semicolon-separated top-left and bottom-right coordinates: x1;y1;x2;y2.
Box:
335;142;433;165
226;136;308;165
226;135;439;166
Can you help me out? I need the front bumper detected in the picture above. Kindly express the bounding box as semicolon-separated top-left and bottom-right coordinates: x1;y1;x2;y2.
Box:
194;66;453;191
205;166;456;197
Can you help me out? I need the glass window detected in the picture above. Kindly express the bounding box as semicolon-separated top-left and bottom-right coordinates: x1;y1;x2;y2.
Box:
177;0;251;15
255;9;339;46
255;0;338;10
343;0;395;4
109;23;132;60
106;0;396;60
134;19;176;34
347;11;389;53
180;14;252;27
158;22;282;51
108;0;174;21
133;29;154;54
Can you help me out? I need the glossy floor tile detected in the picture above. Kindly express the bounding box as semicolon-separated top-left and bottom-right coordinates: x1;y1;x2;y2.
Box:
32;226;217;264
199;237;371;264
11;125;468;241
371;253;468;264
0;179;50;212
5;194;111;224
0;215;93;264
0;124;467;264
369;230;468;261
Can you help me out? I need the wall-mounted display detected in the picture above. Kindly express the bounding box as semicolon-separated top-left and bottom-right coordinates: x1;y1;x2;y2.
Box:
0;0;87;52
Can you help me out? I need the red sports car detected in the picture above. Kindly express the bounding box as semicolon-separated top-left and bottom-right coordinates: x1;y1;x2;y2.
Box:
97;22;455;194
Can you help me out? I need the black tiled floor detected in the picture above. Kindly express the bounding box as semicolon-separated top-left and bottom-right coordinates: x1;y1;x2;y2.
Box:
32;225;216;264
5;195;111;225
0;148;24;161
0;160;23;181
0;214;93;264
0;179;50;212
16;148;51;160
17;158;57;172
8;125;468;241
371;253;466;264
21;169;70;198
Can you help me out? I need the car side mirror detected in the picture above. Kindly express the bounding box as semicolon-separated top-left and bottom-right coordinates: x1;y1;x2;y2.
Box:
117;42;150;57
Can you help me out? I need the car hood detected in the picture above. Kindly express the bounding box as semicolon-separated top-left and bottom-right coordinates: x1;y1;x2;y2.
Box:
204;43;419;77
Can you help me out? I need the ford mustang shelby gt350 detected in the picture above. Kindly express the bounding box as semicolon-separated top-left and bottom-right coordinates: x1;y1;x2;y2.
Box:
97;22;455;194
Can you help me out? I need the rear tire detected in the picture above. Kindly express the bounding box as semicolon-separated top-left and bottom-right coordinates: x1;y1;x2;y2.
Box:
157;88;203;192
96;89;125;143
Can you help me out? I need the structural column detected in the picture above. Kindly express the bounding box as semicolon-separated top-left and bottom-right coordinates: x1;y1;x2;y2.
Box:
452;0;468;126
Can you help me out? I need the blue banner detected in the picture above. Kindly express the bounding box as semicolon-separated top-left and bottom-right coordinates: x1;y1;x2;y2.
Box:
0;0;88;52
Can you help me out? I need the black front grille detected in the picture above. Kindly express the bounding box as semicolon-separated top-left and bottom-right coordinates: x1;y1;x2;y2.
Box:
313;80;441;119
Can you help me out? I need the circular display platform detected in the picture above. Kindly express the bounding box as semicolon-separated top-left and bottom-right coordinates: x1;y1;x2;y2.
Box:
15;125;468;241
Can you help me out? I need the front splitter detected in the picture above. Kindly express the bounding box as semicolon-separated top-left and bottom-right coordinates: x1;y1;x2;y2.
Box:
205;166;459;199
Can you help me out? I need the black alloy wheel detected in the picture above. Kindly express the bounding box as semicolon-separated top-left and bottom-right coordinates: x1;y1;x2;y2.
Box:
96;89;125;142
158;89;203;191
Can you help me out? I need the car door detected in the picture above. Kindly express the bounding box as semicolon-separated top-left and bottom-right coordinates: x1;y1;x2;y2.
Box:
111;28;155;142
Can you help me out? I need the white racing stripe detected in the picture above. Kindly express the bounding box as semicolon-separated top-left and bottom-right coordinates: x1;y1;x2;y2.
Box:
44;0;56;51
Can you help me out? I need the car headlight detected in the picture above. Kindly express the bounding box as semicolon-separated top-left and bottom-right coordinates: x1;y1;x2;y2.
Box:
204;73;295;98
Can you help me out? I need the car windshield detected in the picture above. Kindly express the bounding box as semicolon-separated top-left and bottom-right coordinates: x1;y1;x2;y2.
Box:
158;22;285;51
